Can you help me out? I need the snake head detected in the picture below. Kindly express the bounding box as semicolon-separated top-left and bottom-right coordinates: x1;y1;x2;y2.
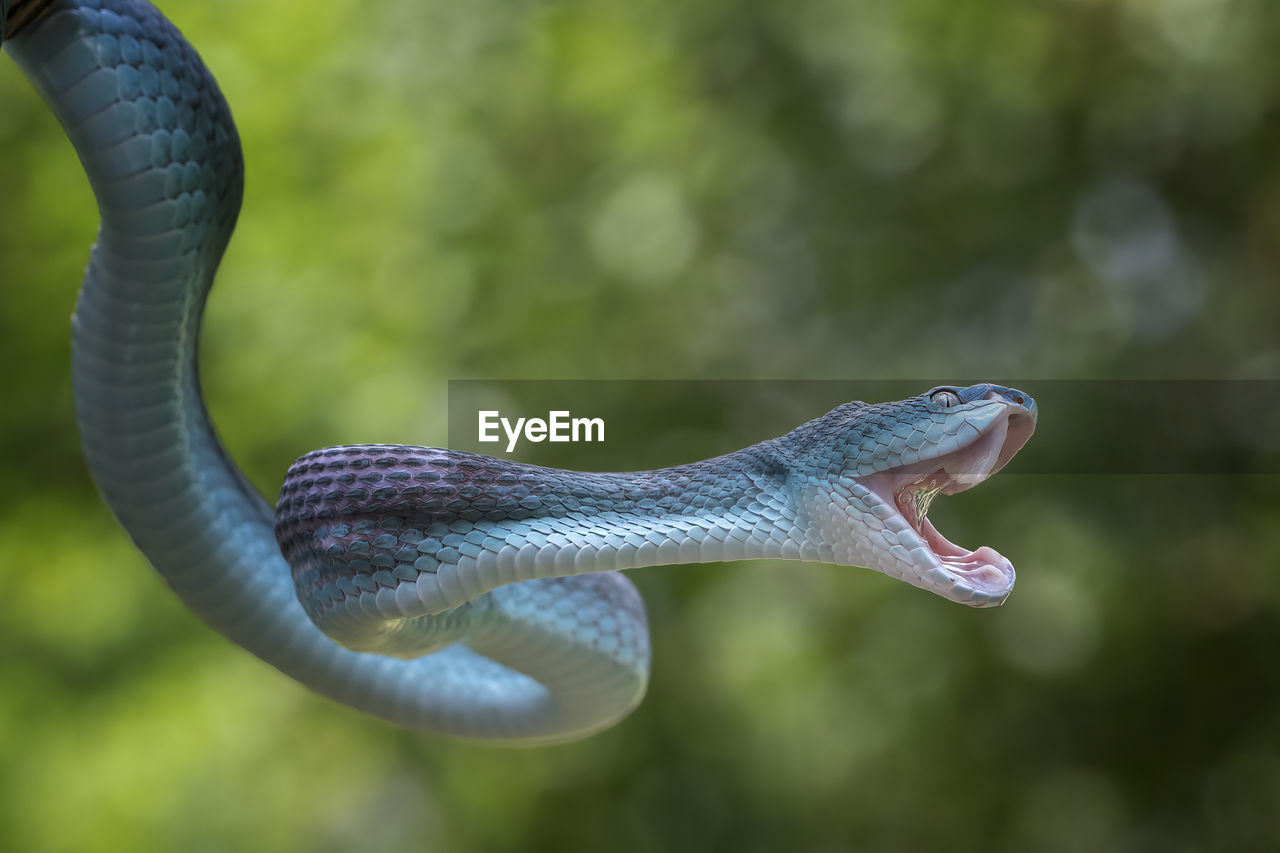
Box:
792;384;1037;607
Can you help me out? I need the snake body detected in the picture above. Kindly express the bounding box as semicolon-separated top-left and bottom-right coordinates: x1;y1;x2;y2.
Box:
4;0;1036;744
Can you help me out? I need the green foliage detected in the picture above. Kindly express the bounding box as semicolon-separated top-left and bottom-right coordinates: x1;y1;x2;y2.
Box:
2;0;1279;850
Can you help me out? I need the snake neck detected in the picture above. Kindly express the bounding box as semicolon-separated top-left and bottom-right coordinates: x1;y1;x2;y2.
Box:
275;443;826;652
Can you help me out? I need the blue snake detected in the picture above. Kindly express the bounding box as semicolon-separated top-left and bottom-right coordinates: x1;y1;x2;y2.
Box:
3;0;1037;744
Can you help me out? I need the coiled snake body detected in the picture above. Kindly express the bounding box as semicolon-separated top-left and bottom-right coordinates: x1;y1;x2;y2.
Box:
3;0;1036;744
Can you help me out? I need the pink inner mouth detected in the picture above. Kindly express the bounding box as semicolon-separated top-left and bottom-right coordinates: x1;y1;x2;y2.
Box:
860;407;1036;602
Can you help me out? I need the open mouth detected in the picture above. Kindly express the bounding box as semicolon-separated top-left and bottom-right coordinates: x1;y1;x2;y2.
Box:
858;405;1037;607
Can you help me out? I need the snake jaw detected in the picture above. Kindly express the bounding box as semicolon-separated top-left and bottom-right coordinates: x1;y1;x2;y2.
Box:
857;398;1036;607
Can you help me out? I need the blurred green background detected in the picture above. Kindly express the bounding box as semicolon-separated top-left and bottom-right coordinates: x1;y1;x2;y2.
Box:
3;0;1280;850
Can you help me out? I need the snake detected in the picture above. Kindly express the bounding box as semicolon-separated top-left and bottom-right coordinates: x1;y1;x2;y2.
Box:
3;0;1037;745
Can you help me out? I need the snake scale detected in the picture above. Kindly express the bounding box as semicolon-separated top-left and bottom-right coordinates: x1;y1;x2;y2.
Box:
3;0;1037;744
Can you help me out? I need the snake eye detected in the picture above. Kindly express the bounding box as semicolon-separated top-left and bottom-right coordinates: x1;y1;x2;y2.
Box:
930;389;962;408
